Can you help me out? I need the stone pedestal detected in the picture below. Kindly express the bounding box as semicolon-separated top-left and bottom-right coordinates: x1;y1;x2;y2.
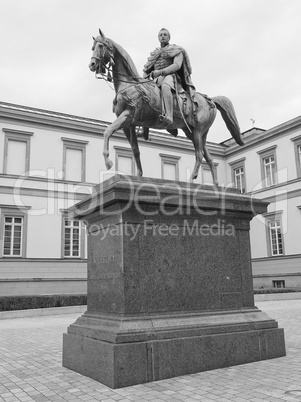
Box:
62;175;285;389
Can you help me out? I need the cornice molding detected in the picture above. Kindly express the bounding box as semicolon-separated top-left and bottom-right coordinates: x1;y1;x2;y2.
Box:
252;253;301;263
225;118;301;157
250;177;301;197
2;128;34;136
228;157;246;166
0;102;227;157
257;145;277;155
1;101;301;159
291;134;301;143
0;277;87;282
159;153;181;160
61;137;89;145
254;187;301;203
0;183;93;200
0;257;87;264
0;204;31;210
0;173;95;186
261;210;283;218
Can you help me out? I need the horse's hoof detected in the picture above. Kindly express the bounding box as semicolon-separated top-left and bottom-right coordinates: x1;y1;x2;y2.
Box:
106;160;113;170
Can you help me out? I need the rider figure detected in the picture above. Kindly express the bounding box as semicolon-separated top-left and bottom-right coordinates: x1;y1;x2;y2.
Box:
143;28;196;128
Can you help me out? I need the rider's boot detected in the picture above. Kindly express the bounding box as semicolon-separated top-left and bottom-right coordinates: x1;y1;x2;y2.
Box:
136;127;149;140
142;127;149;140
160;84;173;127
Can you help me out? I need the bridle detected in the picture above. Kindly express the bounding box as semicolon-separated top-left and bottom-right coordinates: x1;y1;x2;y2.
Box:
91;38;115;81
90;38;153;86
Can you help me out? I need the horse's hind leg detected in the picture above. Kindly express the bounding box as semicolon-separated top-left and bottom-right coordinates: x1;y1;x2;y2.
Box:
188;127;205;181
123;126;143;176
203;141;218;187
190;126;218;187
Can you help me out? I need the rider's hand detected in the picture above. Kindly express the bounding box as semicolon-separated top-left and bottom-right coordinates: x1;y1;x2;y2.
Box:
152;70;162;79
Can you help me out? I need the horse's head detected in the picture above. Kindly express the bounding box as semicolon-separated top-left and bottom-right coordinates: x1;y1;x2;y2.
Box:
89;29;114;79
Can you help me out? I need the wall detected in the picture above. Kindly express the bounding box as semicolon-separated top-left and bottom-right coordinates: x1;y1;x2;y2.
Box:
0;259;87;296
1;102;301;296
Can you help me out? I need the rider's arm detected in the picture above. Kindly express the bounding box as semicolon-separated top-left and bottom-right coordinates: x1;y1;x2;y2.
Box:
151;52;184;79
161;52;183;76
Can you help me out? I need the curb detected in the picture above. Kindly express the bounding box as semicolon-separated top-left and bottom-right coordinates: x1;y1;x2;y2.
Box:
1;294;301;319
254;292;301;302
0;305;87;320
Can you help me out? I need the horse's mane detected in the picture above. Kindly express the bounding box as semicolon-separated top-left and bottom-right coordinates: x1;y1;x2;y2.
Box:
109;39;142;81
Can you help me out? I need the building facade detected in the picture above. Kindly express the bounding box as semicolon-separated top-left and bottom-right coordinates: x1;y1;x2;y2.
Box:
0;101;300;297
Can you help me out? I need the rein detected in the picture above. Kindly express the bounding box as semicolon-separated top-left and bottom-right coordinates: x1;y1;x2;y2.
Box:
92;40;153;86
95;72;115;91
95;65;153;86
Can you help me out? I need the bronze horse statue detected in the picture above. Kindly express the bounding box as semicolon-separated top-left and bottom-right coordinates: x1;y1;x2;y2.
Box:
89;30;243;185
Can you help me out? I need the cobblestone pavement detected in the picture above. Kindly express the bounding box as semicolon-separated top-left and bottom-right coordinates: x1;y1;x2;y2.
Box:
0;300;301;402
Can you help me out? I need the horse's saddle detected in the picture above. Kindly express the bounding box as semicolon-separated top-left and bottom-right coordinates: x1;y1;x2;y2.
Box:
137;81;194;124
116;80;214;140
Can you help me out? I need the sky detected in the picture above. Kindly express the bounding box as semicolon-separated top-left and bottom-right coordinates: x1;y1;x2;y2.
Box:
1;0;301;143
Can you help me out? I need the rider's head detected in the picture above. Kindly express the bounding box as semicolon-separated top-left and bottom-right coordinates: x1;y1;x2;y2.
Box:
158;28;170;46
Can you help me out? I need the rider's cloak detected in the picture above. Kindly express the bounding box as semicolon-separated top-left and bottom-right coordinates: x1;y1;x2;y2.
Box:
143;44;196;101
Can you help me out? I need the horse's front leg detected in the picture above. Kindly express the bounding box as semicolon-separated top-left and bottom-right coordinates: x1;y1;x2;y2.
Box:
123;126;143;177
190;127;205;181
103;110;131;170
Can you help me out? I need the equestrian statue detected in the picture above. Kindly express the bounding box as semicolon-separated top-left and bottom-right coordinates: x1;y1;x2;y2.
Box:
89;28;244;185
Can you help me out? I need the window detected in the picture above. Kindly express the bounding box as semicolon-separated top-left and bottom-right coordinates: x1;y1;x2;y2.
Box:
114;146;135;175
160;154;180;181
273;280;285;288
0;205;30;258
263;211;284;257
163;162;176;180
62;138;88;182
268;219;284;256
263;210;284;257
258;146;277;188
291;135;301;177
60;210;86;259
234;167;245;192
263;156;276;187
3;129;33;176
201;163;218;185
3;216;23;256
63;219;81;258
229;158;246;193
117;155;134;175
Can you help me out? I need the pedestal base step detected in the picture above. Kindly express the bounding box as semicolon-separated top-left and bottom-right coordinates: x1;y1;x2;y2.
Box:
63;326;285;389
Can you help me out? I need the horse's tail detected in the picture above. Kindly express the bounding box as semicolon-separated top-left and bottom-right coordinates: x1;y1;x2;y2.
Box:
211;96;244;145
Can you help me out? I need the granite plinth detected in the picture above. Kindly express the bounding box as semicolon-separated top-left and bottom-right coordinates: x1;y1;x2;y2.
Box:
62;175;286;388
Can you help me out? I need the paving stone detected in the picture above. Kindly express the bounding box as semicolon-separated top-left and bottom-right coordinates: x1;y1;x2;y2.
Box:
0;300;301;401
